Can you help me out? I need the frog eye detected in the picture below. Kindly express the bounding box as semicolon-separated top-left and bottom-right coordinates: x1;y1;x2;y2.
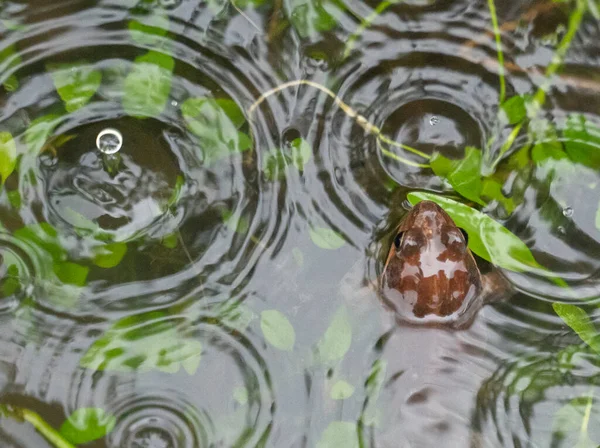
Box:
459;228;469;244
394;232;403;249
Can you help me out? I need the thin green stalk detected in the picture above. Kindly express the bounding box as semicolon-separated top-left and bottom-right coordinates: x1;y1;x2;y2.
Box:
487;0;506;103
343;0;394;60
378;141;430;168
490;0;587;169
0;406;76;448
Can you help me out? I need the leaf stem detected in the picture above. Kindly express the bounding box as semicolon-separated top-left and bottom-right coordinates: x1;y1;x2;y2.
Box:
487;0;506;103
0;405;76;448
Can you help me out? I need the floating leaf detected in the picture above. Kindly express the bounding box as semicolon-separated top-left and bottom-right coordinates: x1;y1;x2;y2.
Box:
260;310;295;351
0;131;17;183
553;303;600;355
80;311;203;374
24;114;62;154
316;306;352;364
54;261;89;287
123;50;174;118
181;97;251;163
331;380;354;400
47;62;102;112
59;408;116;445
93;242;128;269
407;192;543;273
431;146;485;206
129;13;170;45
552;396;600;448
317;421;358;448
309;227;345;250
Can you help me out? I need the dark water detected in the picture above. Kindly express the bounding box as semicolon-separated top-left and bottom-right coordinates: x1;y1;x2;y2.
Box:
1;0;600;446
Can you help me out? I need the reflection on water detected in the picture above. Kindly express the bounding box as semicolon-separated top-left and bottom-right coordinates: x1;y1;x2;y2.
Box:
1;0;600;446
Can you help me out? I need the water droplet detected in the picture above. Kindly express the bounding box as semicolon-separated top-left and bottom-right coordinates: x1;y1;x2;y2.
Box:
562;206;573;218
557;226;566;235
96;128;123;155
429;116;439;126
170;100;178;107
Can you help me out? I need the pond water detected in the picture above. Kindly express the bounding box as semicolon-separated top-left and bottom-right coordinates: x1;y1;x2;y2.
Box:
1;0;600;446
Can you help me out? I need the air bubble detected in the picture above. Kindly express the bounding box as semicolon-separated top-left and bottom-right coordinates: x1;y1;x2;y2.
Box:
429;116;440;126
562;207;573;218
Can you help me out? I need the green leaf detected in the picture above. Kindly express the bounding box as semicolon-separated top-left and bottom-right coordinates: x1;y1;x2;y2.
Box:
233;387;249;405
0;131;17;183
260;310;296;351
263;149;290;181
0;43;22;91
162;233;178;249
553;303;600;355
181;97;251;163
128;13;170;45
80;311;203;374
221;210;250;234
330;380;354;400
317;421;358;448
431;147;485;205
552;396;599;448
407;192;543;273
563;114;600;169
288;0;337;38
47;62;102;113
59;408;116;445
54;261;89;287
362;359;386;426
93;242;127;268
123;50;174;118
500;95;529;125
309;227;345;250
316;306;352;364
25;114;62;154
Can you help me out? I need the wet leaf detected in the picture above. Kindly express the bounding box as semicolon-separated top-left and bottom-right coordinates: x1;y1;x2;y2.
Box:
129;13;169;45
309;227;345;250
93;242;128;269
25;114;62;154
500;95;530;125
0;43;22;91
260;310;296;351
553;303;600;355
47;62;102;112
288;0;337;38
181;97;251;163
80;311;203;374
563;114;600;169
407;192;543;273
317;421;358;448
123;50;174;118
552;395;600;448
316;306;352;364
59;408;116;445
331;380;354;400
0;131;17;183
162;233;178;249
431;146;485;205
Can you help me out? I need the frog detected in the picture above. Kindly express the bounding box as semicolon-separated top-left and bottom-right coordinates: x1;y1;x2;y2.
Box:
380;200;508;329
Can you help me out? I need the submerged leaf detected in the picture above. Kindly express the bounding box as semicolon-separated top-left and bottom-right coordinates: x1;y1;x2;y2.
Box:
563;114;600;169
407;192;542;273
309;227;345;250
129;13;170;45
330;380;355;400
0;43;22;91
317;421;358;448
123;50;174;118
553;303;600;355
0;131;17;183
47;62;102;112
182;97;251;163
80;311;203;374
290;137;312;171
260;310;296;351
316;306;352;364
93;242;128;269
288;0;337;38
552;396;600;448
60;408;116;445
25;114;62;154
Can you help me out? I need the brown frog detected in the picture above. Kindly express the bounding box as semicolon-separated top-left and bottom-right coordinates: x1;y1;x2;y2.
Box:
380;200;506;328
